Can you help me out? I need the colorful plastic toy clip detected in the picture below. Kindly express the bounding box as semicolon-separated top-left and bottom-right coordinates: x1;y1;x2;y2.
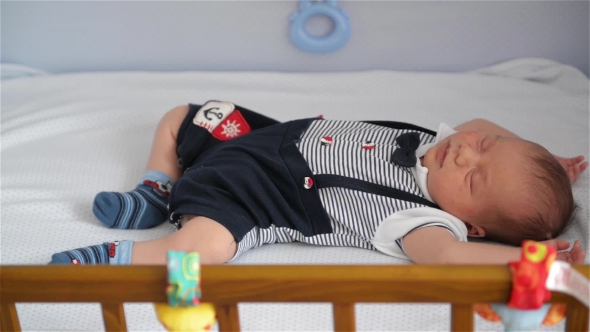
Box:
154;251;217;332
476;240;589;332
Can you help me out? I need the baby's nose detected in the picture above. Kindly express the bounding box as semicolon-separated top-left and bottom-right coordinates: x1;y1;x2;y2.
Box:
456;145;478;167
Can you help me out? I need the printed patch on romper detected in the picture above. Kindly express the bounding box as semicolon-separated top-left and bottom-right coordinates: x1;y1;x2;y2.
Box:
193;101;251;140
193;101;235;132
211;110;251;140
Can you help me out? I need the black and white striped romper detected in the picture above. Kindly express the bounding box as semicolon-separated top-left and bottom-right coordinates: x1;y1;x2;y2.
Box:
233;119;438;258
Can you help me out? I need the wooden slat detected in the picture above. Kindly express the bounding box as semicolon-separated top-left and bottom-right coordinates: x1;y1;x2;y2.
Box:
1;302;21;332
333;303;355;332
202;265;511;304
1;266;168;303
451;304;473;332
565;300;589;332
101;302;127;331
2;265;589;304
215;303;240;331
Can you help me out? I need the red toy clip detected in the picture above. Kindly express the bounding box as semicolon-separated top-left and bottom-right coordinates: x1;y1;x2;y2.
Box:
507;241;557;310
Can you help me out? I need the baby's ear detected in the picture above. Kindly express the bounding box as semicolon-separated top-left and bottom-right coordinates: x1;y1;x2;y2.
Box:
466;223;486;237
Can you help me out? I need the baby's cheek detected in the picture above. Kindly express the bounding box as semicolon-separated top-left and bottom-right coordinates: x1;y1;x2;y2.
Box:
457;203;479;217
427;176;450;205
429;173;457;197
425;174;437;197
430;179;474;216
438;202;472;223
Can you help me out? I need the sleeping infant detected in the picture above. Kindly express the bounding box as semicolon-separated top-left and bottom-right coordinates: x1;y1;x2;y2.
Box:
50;101;587;265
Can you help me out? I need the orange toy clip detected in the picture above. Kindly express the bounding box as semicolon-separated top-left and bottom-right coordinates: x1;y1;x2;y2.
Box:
507;240;557;310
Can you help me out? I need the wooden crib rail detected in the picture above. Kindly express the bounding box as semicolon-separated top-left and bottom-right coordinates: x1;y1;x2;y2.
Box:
2;265;588;331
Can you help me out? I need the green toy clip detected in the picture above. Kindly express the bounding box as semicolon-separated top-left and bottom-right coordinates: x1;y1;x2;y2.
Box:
165;251;202;307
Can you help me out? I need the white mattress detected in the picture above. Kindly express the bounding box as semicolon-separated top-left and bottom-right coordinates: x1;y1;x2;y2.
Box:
2;58;588;331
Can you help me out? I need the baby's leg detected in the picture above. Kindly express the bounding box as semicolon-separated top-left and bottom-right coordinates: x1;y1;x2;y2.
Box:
132;216;237;264
51;216;237;265
144;105;189;181
51;106;241;265
93;105;189;229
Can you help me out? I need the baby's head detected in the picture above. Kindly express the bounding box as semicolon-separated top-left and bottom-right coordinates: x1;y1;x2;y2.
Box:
421;131;574;246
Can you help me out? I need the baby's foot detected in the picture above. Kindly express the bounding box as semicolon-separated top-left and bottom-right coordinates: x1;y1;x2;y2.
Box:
93;185;167;229
93;170;172;229
49;241;133;265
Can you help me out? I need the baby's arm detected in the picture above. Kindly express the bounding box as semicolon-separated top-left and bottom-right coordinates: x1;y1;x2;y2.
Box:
402;226;586;265
455;118;588;183
403;226;520;264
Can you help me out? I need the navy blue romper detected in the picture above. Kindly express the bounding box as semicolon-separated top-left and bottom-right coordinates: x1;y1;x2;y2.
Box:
169;101;438;260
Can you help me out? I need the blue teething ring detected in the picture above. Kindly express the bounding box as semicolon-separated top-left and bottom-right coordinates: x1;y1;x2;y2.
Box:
290;0;351;53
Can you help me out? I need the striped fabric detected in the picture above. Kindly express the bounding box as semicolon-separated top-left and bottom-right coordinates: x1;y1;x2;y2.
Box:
63;243;110;264
299;120;433;193
110;187;168;229
233;120;437;259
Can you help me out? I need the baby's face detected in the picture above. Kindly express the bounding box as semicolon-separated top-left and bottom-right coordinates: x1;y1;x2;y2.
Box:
421;131;531;225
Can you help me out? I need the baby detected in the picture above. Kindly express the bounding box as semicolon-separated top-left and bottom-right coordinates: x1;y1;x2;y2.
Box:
50;102;588;266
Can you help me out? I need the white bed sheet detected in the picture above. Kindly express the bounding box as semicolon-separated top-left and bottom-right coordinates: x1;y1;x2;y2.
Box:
1;58;588;331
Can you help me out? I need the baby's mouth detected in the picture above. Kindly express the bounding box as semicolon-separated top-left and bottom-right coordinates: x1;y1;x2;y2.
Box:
439;142;449;167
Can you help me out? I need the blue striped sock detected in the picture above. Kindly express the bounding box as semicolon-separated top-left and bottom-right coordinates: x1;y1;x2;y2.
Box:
49;241;133;265
93;171;172;229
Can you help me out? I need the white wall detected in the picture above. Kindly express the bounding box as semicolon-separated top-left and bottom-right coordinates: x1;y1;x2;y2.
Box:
2;1;588;74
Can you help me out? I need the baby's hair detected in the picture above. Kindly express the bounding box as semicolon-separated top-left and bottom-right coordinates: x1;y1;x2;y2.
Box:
484;143;575;246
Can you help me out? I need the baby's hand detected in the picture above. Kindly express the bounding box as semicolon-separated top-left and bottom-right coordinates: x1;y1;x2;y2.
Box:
541;239;586;264
553;155;588;184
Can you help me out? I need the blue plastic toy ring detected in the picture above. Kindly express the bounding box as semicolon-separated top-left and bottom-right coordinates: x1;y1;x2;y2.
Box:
290;1;351;54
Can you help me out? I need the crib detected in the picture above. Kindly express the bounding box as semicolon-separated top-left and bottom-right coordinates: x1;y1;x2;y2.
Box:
2;265;588;331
